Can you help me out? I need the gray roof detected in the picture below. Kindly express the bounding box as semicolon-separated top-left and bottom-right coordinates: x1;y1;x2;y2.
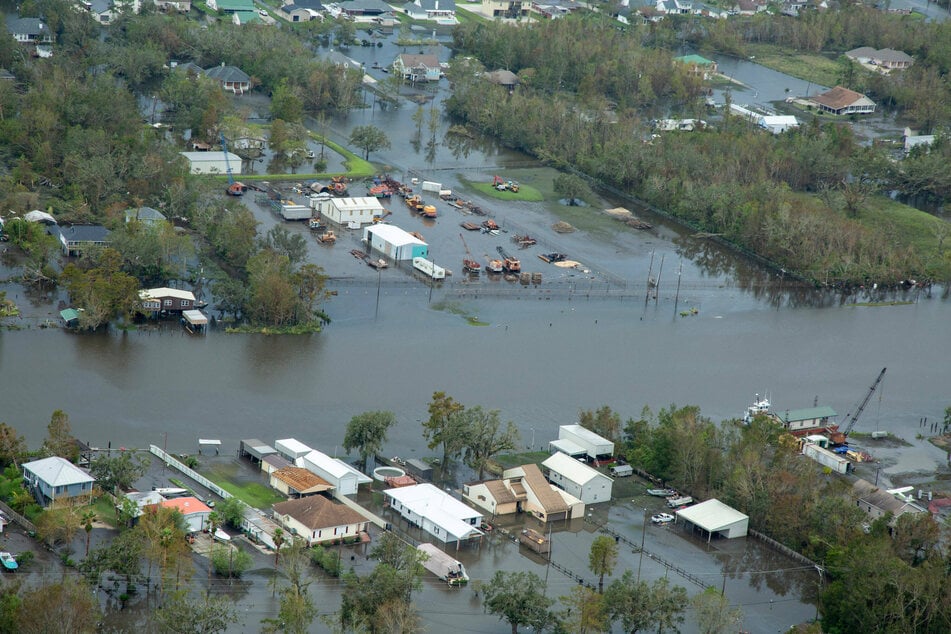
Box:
53;224;111;243
22;457;96;487
6;17;46;36
289;0;323;8
777;406;837;422
341;0;392;13
204;65;250;84
125;206;166;222
175;62;205;75
89;0;111;13
407;0;456;11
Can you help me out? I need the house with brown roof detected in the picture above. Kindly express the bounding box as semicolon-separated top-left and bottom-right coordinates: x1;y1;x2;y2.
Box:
852;479;926;525
393;54;441;82
485;69;518;89
270;466;333;498
463;479;519;516
273;495;370;545
809;86;876;116
502;463;585;521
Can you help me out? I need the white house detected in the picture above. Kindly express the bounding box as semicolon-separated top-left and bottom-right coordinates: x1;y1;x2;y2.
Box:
675;498;749;541
22;457;96;506
384;483;483;547
159;496;212;533
275;438;313;462
758;115;799;134
272;495;370;545
297;450;372;497
363;224;429;261
542;452;613;504
179;151;243;175
552;424;614;461
311;196;385;227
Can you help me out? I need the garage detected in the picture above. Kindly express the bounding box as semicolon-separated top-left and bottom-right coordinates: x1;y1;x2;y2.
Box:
676;498;749;541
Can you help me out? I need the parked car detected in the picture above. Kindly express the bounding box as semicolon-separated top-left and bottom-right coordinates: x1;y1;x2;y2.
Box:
651;513;675;525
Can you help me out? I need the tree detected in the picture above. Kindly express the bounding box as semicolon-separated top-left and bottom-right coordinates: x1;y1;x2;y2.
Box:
343;410;397;473
270;78;305;124
604;572;687;634
580;406;622;443
461;406;519;480
42;410;79;462
0;423;26;468
81;510;96;557
154;591;239;634
262;539;316;634
422;391;467;466
35;501;84;556
482;570;555;634
589;535;619;593
553;172;593;206
272;527;286;567
558;585;609;634
692;587;743;634
60;249;142;330
210;545;252;579
215;497;246;530
16;577;100;634
89;451;150;494
349;125;391;160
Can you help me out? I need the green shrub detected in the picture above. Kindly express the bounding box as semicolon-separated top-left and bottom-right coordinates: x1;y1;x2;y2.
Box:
310;545;342;577
210;546;252;578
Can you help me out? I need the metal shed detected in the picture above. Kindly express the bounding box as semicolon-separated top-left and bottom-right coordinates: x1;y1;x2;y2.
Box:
404;458;433;481
275;438;313;461
675;499;749;541
239;439;278;464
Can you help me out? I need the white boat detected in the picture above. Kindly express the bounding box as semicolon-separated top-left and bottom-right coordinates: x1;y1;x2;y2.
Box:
742;393;771;424
651;513;675;525
418;543;468;586
152;487;189;497
213;528;232;543
647;488;678;497
666;496;693;508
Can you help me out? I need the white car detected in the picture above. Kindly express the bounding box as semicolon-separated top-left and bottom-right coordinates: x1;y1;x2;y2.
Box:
258;9;268;16
651;513;675;525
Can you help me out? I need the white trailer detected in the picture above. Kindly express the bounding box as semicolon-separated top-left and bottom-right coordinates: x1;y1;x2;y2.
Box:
413;257;445;279
280;204;311;220
421;180;442;193
417;543;468;586
802;442;850;474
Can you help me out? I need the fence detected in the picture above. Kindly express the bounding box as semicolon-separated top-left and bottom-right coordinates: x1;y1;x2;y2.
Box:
0;499;36;534
748;528;818;567
148;445;234;501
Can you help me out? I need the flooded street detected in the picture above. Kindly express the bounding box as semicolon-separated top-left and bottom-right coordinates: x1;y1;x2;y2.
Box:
2;26;950;633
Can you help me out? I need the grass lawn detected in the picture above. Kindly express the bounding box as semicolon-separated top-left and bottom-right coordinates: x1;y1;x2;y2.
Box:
464;178;545;202
858;197;951;278
746;44;842;89
202;464;284;509
491;451;551;471
91;495;119;529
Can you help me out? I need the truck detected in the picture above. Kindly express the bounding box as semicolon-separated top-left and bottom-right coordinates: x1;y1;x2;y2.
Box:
413;257;446;280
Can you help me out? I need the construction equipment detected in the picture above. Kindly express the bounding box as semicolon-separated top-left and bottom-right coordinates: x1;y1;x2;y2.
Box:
316;230;337;244
219;133;246;196
496;245;521;274
830;367;887;445
492;175;519;193
459;233;481;275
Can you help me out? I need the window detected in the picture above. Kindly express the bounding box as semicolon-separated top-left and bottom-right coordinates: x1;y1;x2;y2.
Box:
163;299;173;306
434;527;440;535
182;300;190;307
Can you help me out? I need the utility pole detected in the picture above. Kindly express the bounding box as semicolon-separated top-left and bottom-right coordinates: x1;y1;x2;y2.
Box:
637;508;647;582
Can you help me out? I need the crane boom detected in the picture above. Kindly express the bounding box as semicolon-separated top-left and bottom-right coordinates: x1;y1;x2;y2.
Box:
842;367;886;437
219;133;245;196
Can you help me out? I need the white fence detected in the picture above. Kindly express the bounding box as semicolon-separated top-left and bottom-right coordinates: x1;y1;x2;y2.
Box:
149;445;234;500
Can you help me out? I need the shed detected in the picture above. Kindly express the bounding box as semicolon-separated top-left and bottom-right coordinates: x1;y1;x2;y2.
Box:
542;452;613;504
548;438;587;458
312;196;385;227
60;308;81;328
363;224;429;261
275;438;313;461
777;406;836;434
404;458;432;481
239;439;278;464
298;450;372;497
556;424;614;460
125;206;167;225
179;151;243;175
675;498;748;541
261;453;293;475
758;115;799;134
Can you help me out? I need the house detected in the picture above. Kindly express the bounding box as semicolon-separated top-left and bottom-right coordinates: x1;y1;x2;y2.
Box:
542;451;613;504
337;0;393;16
311;196;384;227
159;497;212;533
384;483;484;547
279;4;323;21
363;224;429;261
531;0;577;19
261;453;293;476
154;0;192;12
139;287;197;313
179;151;243;175
275;438;313;462
676;499;749;541
21;457;96;506
272;495;370;545
231;10;262;24
809;86;876;116
204;64;251;95
393;54;442;83
845;47;914;71
656;0;692;14
674;54;718;78
775;406;837;435
6;17;53;44
125;206;167;226
87;0;118;24
325;51;363;70
552;424;614;462
463;479;519;517
50;224;111;256
903;128;936;155
270;466;333;497
226;134;267;154
119;491;167;522
207;0;254;11
402;0;456;22
852;479;927;524
297;450;372;496
732;0;766;14
758;115;799;134
485;69;518;89
481;0;529;18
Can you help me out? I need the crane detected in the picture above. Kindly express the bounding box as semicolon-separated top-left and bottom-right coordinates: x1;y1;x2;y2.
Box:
459;233;480;275
831;367;886;444
220;133;246;196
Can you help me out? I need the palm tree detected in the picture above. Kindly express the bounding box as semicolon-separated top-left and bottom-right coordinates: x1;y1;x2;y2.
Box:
273;527;286;567
81;510;97;557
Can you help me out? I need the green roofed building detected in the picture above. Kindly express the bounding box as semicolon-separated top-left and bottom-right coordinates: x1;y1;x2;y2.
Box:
208;0;254;12
60;308;81;328
674;54;718;77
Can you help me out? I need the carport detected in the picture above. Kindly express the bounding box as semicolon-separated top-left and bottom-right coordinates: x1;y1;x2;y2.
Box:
676;498;749;542
239;439;278;465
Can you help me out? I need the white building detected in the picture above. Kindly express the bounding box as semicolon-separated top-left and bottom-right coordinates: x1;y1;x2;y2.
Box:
363;224;429;261
311;196;385;227
552;424;614;461
275;438;313;462
297;450;372;497
758;115;799;134
384;483;483;547
179;151;243;175
675;498;749;541
160;497;212;533
542;452;613;504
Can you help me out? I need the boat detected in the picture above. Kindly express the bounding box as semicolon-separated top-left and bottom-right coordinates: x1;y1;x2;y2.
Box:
0;552;17;571
367;258;388;270
461;222;480;231
651;513;675;525
152;487;189;497
418;543;468;586
485;258;504;274
743;393;771;424
309;218;327;231
420;205;437;219
513;234;536;247
463;259;481;275
539;253;567;263
647;488;678;497
666;496;693;508
481;219;499;231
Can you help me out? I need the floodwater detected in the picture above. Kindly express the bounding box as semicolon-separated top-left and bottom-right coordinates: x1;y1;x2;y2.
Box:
3;25;951;633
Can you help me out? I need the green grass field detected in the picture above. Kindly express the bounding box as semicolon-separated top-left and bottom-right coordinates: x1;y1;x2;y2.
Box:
465;179;545;202
859;197;951;278
745;44;842;90
202;464;284;509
